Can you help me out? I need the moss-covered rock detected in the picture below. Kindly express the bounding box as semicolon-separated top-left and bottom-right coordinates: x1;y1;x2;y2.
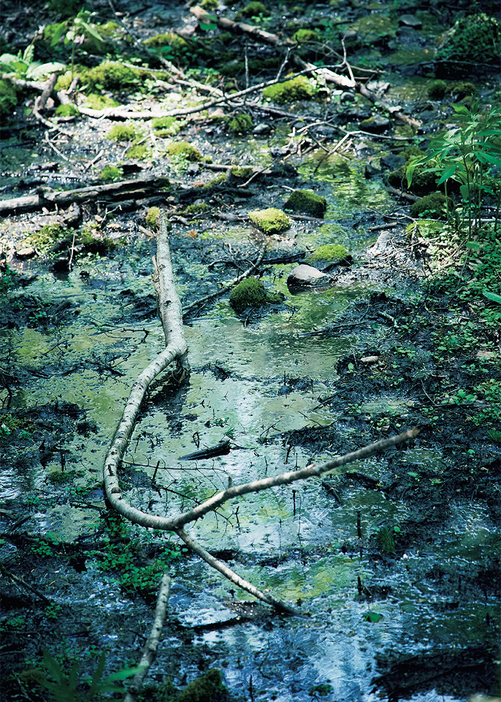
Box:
0;79;16;117
165;141;203;162
451;81;477;101
388;153;436;195
107;123;139;142
437;13;501;64
427;79;447;99
284;189;327;218
306;244;349;264
227;113;253;134
86;60;141;91
262;75;314;104
28;223;69;253
411;192;454;219
146;206;161;229
229;277;280;312
248;208;291;234
241;2;268;17
182;202;210;216
100;165;123;182
293;29;319;43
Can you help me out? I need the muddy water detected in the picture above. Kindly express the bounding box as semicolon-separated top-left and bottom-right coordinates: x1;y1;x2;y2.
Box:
1;155;499;701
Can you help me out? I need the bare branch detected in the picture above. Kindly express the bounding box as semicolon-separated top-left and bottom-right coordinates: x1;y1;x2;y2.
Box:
124;574;171;702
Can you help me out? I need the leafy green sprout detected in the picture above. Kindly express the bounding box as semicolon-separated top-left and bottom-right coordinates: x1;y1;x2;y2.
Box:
0;44;65;80
38;648;144;702
49;10;105;76
406;101;501;236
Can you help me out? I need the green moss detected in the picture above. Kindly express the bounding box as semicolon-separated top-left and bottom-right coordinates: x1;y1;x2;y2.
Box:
28;224;69;253
201;0;219;8
229;277;280;311
403;146;424;162
293;29;319;43
349;15;396;44
84;93;119;110
228;167;254;180
241;2;268;17
144;31;187;50
262;75;314;104
47;0;83;18
100;165;123;182
126;143;150;160
178;669;229;702
146;207;161;229
0;79;16;117
227;113;253;134
437;13;501;63
451;81;478;100
79;226;117;254
427;79;447;99
306;244;349;263
248;207;291;234
165;141;203;162
411;192;454;219
203;173;226;189
152;115;182;136
182;202;210;215
86;60;141;91
54;103;79;117
284;189;327;218
107;123;139;142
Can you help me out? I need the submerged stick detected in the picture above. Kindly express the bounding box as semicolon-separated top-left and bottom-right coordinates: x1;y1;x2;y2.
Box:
123;574;171;702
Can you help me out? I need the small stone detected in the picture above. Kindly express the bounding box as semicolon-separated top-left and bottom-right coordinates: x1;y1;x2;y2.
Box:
360;355;380;364
365;163;381;178
15;247;36;260
359;115;393;133
253;123;271;136
399;14;422;29
287;264;331;290
380;153;405;170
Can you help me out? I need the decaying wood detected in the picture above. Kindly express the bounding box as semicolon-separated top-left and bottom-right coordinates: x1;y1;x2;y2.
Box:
123;574;171;702
0;176;171;216
191;6;290;47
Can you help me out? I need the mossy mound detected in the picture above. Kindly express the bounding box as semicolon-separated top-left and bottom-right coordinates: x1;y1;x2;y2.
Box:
178;669;230;702
427;80;447;99
248;208;291;234
451;82;477;101
229;277;280;312
284;189;327;218
262;76;314;104
107;123;139;142
0;79;16;117
227;113;253;134
126;144;150;160
437;13;501;64
83;93;119;110
165;141;203;162
241;2;268;17
306;244;349;264
86;61;141;91
293;29;319;43
146;207;161;229
388;148;435;196
54;104;79;118
100;165;123;182
411;192;454;219
28;224;69;253
152;115;182;137
144;31;187;51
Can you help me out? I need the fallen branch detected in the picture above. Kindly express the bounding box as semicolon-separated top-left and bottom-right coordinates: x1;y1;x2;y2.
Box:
123;574;171;702
0;175;171;216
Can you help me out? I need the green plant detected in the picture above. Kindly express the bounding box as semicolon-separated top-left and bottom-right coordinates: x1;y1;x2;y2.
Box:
100;165;123;182
165;141;203;162
48;10;106;75
262;75;315;104
45;603;63;620
55;104;79;118
248;207;291;234
106;122;139;142
428;80;447;100
38;648;142;701
0;44;65;81
0;264;18;292
407;101;501;236
227;113;253;134
437;13;501;64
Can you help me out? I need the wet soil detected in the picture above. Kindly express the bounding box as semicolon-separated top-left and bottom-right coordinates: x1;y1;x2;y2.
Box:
1;1;500;701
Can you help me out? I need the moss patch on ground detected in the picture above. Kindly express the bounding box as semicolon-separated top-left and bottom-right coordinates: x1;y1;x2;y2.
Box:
165;141;203;162
306;244;349;264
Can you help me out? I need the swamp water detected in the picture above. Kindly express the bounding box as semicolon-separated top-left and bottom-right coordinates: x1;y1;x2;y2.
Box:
1;156;499;702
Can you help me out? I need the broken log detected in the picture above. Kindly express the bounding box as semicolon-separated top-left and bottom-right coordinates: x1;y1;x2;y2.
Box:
0;176;171;216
